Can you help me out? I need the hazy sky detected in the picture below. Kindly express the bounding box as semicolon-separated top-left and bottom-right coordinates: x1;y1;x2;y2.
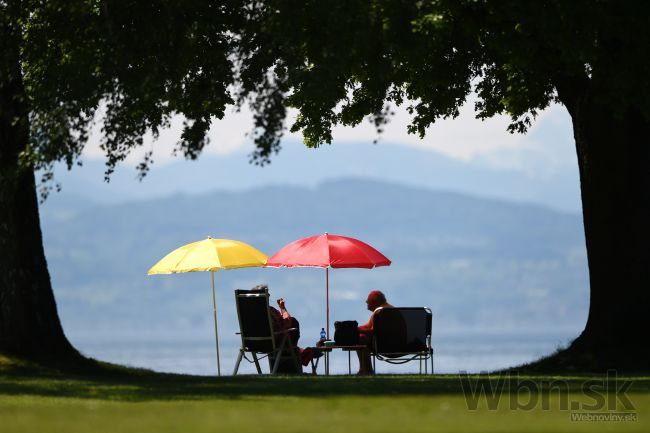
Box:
52;98;581;212
84;98;575;173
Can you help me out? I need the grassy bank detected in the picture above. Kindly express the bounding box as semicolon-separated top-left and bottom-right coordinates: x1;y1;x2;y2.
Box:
1;356;648;433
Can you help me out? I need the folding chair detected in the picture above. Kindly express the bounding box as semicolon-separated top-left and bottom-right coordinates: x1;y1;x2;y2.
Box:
372;307;434;374
232;287;302;375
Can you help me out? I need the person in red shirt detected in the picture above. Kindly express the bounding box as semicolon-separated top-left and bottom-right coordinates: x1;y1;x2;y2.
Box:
357;290;393;374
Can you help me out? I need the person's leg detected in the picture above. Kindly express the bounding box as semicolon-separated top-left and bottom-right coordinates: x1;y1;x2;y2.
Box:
357;333;374;374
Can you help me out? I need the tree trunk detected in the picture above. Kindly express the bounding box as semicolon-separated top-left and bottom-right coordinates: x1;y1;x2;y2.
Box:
557;93;650;371
0;32;78;360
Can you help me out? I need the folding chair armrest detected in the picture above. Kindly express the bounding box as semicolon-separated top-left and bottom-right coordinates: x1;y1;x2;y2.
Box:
273;327;297;335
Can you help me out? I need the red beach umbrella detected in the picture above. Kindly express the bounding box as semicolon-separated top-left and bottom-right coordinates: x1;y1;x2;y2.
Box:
266;233;391;338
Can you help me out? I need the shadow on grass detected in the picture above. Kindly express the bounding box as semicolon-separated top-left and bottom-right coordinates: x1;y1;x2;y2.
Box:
1;355;649;402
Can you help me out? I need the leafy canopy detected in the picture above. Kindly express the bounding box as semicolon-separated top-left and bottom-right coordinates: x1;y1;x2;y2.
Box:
8;0;650;189
13;1;239;184
238;0;650;148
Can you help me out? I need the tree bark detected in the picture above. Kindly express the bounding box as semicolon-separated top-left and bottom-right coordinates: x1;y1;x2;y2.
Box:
0;28;78;360
556;90;650;371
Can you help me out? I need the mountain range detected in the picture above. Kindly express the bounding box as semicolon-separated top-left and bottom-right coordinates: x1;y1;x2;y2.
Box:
45;137;582;213
40;178;589;349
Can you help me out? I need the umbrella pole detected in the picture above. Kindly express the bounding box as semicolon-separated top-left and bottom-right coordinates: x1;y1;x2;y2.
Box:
211;271;221;376
326;267;330;340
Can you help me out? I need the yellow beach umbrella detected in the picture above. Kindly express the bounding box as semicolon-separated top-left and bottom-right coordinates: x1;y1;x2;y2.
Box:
148;237;267;375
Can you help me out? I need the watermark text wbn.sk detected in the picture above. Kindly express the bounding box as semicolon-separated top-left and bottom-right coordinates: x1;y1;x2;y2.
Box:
458;370;635;418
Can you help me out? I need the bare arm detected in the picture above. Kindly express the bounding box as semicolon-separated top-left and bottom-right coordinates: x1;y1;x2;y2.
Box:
277;298;291;320
358;314;374;334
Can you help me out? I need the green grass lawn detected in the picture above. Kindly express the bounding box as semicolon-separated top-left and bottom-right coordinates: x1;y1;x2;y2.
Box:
0;356;647;433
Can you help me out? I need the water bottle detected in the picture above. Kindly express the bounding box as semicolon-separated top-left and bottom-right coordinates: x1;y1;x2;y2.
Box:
320;328;326;340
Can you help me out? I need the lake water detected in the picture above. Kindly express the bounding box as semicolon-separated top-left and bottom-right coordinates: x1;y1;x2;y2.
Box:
70;329;575;376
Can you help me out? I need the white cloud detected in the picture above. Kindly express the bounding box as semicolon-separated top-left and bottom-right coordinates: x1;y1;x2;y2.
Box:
472;106;576;179
330;290;361;301
327;103;523;160
82;96;574;177
322;100;573;172
83;106;255;166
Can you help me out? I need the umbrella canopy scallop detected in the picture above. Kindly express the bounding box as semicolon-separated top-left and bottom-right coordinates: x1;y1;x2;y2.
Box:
266;233;391;269
148;237;268;274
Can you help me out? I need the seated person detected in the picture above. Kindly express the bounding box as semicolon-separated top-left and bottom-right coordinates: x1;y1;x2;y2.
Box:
269;297;300;346
252;284;312;372
357;290;393;375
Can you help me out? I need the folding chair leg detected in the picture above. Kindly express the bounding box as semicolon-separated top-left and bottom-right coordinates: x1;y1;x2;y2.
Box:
292;349;301;373
271;350;283;374
233;348;244;375
310;357;319;375
283;336;301;373
252;353;262;374
271;335;290;374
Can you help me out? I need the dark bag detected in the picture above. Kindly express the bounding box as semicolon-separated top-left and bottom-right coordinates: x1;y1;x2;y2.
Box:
334;320;359;346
